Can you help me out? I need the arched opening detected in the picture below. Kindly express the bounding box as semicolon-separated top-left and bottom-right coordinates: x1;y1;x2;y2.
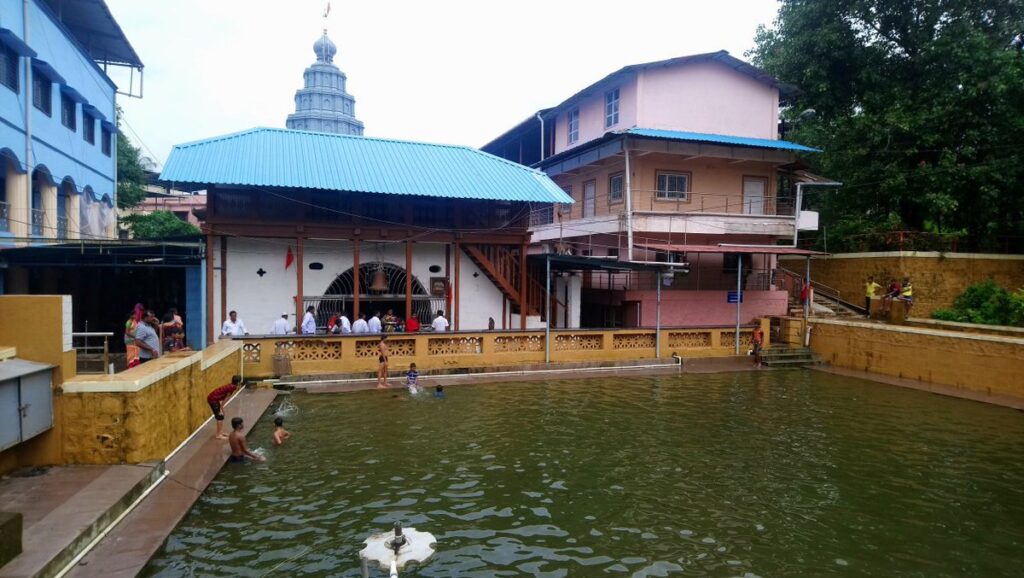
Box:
305;262;442;328
59;178;75;239
30;167;52;237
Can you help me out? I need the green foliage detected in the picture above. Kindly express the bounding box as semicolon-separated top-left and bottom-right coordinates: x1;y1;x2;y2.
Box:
116;106;147;209
931;280;1024;326
750;0;1024;252
121;211;200;239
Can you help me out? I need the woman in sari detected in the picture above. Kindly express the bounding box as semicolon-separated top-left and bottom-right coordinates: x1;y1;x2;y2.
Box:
125;303;144;368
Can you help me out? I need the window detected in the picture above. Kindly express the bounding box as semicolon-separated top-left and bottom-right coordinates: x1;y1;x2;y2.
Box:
0;44;18;93
558;185;572;214
32;69;52;116
609;172;624;203
530;204;554;226
61;93;76;131
567;108;579;144
101;126;112;156
656;171;690;201
605;88;619;127
83;114;95;144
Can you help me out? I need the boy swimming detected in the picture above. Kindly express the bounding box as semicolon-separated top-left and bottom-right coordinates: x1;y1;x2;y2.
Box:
228;417;265;463
406;363;420;394
273;416;291;446
434;384;445;398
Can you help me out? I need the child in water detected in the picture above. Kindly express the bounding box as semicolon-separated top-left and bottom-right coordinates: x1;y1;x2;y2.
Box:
434;384;445;398
406;363;420;394
273;416;291;446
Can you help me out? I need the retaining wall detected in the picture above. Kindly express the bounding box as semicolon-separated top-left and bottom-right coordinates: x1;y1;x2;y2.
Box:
780;252;1024;317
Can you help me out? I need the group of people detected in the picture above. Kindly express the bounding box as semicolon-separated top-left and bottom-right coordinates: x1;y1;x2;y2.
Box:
124;304;189;367
865;276;914;317
208;375;290;464
262;308;451;336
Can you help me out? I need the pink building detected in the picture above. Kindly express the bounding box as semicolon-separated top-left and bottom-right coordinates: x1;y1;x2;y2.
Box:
483;51;825;328
122;170;206;232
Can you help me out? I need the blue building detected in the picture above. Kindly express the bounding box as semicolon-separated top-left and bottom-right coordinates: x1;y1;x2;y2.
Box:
285;31;364;136
0;0;142;244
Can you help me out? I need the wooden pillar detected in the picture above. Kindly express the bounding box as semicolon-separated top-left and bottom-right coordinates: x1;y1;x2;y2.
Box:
295;237;305;326
220;236;227;325
206;233;215;345
519;241;528;330
352;240;361;320
454;240;461;331
405;241;413;320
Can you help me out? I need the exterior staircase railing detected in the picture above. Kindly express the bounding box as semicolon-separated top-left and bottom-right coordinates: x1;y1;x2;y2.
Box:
462;244;560;320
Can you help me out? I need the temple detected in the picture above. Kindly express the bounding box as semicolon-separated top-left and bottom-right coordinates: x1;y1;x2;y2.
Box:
285;30;364;135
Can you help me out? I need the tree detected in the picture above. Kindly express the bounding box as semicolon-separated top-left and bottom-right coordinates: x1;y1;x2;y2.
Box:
750;0;1024;252
116;106;147;209
122;211;200;239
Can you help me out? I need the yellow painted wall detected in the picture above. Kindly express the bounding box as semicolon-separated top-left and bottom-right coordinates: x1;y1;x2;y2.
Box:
781;253;1024;317
0;296;72;475
809;319;1024;400
241;320;771;378
61;344;240;465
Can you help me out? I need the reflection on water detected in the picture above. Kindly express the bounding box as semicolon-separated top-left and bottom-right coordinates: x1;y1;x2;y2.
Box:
144;371;1024;577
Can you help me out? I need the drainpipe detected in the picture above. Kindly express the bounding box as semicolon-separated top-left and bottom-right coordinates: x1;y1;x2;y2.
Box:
535;112;545;161
624;144;633;261
23;0;32;225
655;269;661;358
544;254;551;363
734;256;743;355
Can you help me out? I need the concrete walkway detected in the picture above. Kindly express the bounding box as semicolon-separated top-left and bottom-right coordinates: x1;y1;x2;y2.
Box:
0;465;158;578
61;387;278;578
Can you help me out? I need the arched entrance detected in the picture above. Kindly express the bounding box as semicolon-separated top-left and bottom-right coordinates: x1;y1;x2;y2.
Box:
307;262;441;327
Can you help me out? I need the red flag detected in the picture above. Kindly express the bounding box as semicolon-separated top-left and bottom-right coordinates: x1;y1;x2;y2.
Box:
285;246;294;270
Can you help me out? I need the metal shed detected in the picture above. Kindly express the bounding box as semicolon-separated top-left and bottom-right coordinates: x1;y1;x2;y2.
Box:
0;359;55;452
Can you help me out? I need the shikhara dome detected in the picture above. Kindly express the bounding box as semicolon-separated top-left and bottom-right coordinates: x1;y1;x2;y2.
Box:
285;31;364;136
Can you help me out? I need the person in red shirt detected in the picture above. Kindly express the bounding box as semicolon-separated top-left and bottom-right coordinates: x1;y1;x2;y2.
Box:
208;375;242;440
405;314;420;332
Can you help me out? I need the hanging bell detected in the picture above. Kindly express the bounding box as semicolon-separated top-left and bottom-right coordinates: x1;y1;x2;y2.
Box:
370;267;388;292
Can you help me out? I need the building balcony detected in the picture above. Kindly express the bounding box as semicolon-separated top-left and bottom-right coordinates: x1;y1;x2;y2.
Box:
57;215;69;240
31;208;45;237
530;190;797;242
0;201;9;233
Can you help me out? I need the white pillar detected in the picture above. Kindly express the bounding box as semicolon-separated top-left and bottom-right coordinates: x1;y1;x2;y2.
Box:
5;165;28;239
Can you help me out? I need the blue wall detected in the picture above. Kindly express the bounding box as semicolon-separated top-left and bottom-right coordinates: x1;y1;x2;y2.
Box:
0;0;117;204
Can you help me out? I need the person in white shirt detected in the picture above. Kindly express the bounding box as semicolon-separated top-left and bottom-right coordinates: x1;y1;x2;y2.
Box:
432;310;449;332
301;306;317;335
337;313;352;334
221;310;248;337
352;312;370;334
270;312;290;335
368;311;382;334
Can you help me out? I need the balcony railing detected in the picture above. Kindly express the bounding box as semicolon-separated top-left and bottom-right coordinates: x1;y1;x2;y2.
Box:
0;201;9;232
583;268;777;292
31;208;45;236
57;215;68;239
636;190;794;216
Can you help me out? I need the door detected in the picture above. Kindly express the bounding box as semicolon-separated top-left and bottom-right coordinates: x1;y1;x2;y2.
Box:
583;180;596;218
0;379;19;451
19;371;53;441
743;177;766;215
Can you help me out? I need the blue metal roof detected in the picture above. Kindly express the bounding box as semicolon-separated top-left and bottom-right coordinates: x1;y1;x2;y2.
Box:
623;128;820;153
161;127;574;204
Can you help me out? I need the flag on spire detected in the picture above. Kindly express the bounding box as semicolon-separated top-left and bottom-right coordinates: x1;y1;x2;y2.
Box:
324;2;331;18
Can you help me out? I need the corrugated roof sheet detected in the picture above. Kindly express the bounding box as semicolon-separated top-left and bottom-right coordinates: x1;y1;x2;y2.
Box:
624;128;821;153
161;128;573;204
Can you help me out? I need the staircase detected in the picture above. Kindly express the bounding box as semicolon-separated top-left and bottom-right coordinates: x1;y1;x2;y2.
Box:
760;345;821;368
778;267;866;318
462;244;557;319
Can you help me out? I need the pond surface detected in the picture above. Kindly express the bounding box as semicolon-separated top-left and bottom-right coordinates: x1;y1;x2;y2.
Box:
144;371;1024;577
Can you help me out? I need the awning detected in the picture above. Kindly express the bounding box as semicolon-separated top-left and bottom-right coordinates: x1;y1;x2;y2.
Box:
0;28;36;57
31;59;66;84
83;104;107;122
635;243;827;256
60;85;88;103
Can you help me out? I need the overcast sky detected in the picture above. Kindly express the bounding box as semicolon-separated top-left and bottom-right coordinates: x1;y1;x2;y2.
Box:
106;0;781;167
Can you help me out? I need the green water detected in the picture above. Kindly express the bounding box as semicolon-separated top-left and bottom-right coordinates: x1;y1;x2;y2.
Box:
143;371;1024;577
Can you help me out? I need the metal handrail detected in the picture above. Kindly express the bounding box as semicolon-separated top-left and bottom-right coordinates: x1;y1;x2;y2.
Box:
72;331;113;374
0;201;9;232
31;208;45;236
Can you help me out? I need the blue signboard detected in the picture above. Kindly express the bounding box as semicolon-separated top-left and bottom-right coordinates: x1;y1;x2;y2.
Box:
727;291;744;304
